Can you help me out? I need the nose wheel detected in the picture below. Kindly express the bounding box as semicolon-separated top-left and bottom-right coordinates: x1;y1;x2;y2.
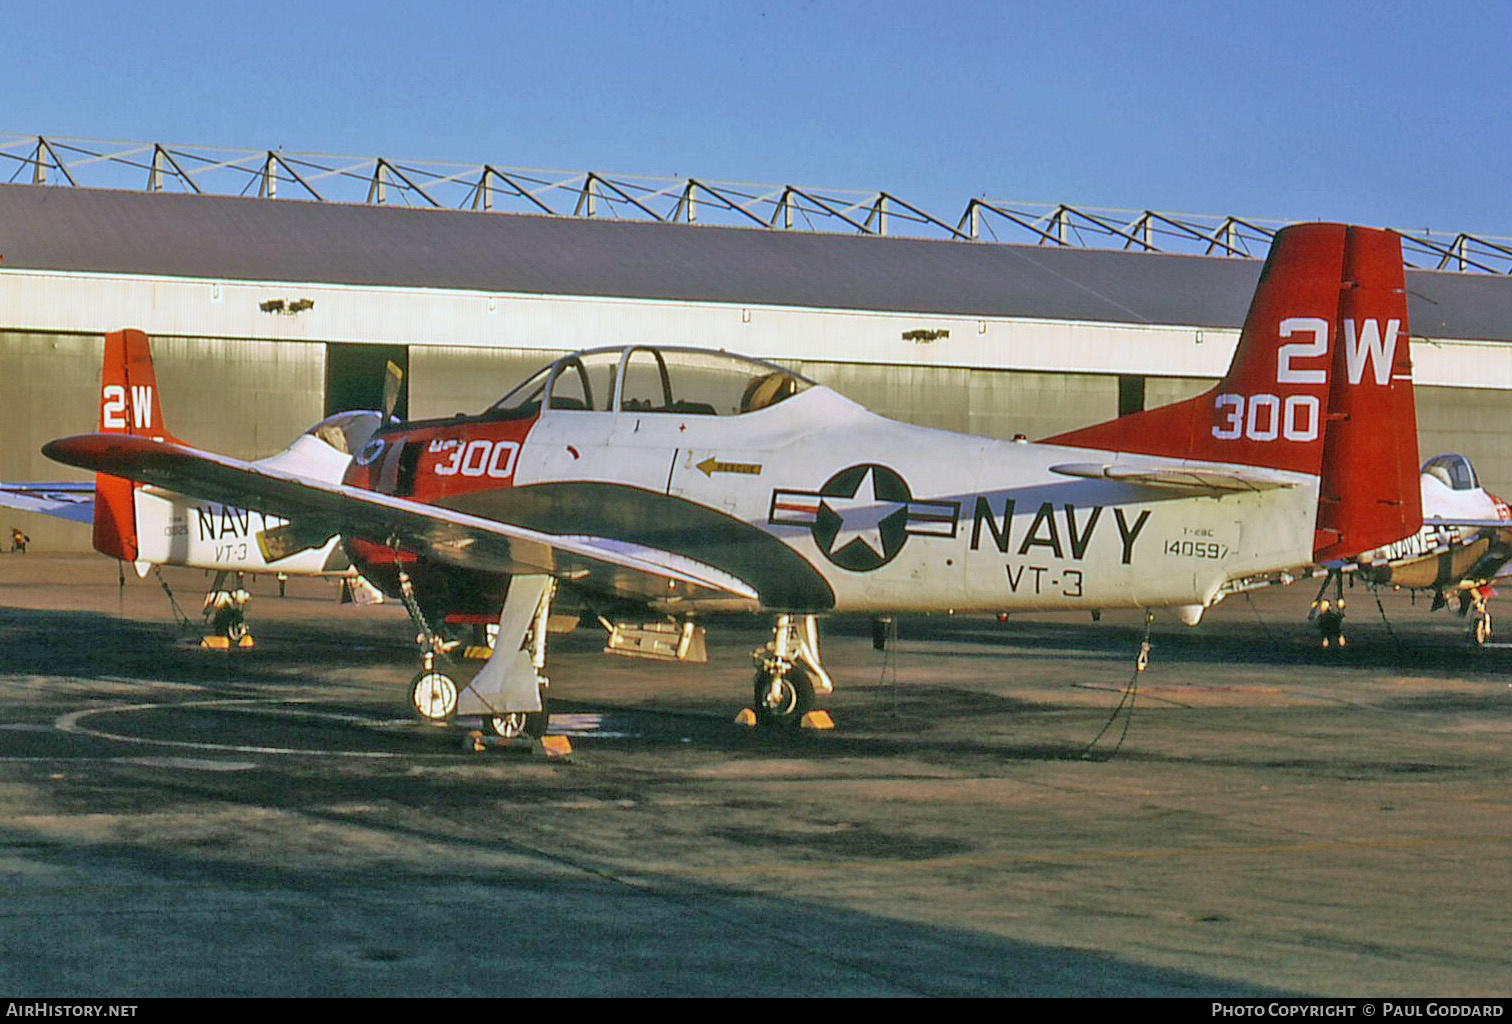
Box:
752;664;815;728
746;613;834;729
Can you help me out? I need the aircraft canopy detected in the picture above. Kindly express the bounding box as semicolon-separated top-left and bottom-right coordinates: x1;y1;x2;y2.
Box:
1422;453;1479;492
487;346;813;418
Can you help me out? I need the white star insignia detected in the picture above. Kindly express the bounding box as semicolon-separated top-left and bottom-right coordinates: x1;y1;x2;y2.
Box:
820;467;905;557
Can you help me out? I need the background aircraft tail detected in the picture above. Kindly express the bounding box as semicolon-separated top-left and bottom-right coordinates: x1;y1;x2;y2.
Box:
92;329;177;561
1045;223;1421;562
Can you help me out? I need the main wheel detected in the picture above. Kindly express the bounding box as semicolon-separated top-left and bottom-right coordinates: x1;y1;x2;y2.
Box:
483;698;550;740
210;604;247;642
409;670;458;723
752;664;814;729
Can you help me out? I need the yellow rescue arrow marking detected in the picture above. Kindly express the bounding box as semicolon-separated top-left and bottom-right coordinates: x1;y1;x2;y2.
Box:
696;457;763;478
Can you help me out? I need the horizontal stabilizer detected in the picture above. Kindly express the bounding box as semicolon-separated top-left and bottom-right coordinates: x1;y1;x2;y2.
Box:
0;481;96;524
1422;517;1512;531
1050;462;1302;495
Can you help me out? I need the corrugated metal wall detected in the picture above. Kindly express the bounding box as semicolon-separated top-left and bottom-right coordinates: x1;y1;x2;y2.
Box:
147;336;326;457
1;331;109;551
409;346;560;421
0;331;324;551
796;360;1119;440
1416;386;1512;498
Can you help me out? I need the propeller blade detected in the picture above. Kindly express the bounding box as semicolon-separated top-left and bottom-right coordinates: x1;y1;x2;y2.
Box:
382;360;404;422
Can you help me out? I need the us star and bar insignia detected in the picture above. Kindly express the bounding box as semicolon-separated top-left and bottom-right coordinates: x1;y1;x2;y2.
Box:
769;463;960;572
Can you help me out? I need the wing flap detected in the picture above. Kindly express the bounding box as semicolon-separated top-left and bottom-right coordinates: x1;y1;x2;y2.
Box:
43;433;759;605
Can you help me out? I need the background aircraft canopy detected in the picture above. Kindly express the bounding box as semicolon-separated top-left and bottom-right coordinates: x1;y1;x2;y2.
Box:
1422;454;1479;492
303;410;386;456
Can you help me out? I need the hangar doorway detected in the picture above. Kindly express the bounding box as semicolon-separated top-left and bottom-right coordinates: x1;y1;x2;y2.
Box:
1118;374;1146;417
326;342;408;420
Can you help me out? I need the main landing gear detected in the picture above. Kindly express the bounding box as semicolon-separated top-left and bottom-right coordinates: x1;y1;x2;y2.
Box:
1429;585;1494;646
745;613;836;730
1309;570;1347;649
201;570;253;648
1459;587;1494;646
399;570;563;755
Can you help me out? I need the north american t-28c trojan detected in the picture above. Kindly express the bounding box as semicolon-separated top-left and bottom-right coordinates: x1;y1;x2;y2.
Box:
45;223;1423;739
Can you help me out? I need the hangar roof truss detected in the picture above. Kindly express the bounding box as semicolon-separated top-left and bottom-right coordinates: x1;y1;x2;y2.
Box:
5;134;1511;275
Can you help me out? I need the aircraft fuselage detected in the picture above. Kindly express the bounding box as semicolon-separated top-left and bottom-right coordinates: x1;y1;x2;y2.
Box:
343;381;1319;618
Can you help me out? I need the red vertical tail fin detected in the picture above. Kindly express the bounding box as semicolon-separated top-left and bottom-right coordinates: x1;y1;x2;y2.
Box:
1044;223;1420;561
92;329;176;561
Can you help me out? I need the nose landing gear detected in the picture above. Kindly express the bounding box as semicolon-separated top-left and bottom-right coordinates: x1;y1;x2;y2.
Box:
746;613;835;730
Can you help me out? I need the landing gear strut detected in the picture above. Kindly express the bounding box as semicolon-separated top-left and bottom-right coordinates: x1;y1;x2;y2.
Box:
750;613;834;729
398;566;555;743
1460;588;1493;646
1309;570;1347;649
202;571;253;647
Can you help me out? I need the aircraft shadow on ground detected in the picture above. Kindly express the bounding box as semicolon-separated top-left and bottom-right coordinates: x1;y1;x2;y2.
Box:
0;605;415;687
876;610;1512;677
5;603;1505;773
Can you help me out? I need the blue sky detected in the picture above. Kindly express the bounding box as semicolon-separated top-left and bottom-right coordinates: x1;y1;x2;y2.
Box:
10;0;1512;237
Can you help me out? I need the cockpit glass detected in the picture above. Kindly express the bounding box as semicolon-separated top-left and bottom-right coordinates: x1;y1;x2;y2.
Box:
620;348;812;415
486;347;812;417
1422;454;1478;491
487;364;552;416
304;410;384;454
548;350;619;411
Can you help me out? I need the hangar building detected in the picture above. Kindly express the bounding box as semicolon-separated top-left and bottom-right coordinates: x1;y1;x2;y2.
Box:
4;143;1512;553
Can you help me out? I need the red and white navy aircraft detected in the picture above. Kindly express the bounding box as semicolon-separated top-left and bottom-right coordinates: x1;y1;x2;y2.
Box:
43;223;1423;737
3;330;385;642
1336;452;1512;643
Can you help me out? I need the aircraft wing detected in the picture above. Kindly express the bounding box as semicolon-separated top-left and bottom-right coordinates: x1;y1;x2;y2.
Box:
1050;462;1301;494
0;481;96;524
1423;517;1512;531
42;434;759;606
1424;517;1512;584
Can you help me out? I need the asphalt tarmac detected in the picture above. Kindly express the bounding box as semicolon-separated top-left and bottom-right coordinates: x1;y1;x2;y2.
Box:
1;553;1509;998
